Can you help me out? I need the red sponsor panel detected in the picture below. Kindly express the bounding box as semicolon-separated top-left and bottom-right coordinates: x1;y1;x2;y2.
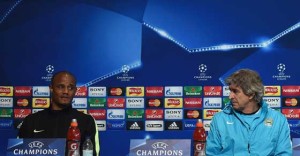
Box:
14;109;31;119
14;86;32;96
145;87;164;96
281;109;300;119
145;109;164;119
75;86;87;96
88;109;106;120
107;98;125;108
184;98;202;108
282;86;300;96
203;86;222;96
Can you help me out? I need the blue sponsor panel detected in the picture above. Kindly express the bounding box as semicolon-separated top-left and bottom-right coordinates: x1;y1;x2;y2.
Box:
106;120;126;130
293;138;300;156
183;120;197;130
289;120;300;138
0;119;13;129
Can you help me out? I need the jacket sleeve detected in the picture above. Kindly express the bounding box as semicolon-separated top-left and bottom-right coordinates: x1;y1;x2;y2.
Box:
206;115;223;156
274;116;292;155
18;115;33;138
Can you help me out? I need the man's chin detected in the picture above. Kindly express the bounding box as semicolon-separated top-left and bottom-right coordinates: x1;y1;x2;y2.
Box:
57;103;71;109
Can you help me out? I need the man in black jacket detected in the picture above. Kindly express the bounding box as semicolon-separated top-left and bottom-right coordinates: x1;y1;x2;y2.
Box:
18;71;100;156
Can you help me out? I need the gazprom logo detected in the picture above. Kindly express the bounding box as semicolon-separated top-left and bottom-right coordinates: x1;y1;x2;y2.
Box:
165;86;183;97
32;87;50;97
107;109;125;119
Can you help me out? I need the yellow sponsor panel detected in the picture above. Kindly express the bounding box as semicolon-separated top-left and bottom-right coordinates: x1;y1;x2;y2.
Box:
32;98;50;108
126;87;144;97
203;109;222;119
164;98;183;108
0;86;13;96
264;86;281;96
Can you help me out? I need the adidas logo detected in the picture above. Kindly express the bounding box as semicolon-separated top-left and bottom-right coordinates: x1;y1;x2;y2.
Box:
168;122;180;130
130;122;141;130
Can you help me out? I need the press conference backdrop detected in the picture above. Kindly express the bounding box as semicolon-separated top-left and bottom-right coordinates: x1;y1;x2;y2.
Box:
0;0;300;155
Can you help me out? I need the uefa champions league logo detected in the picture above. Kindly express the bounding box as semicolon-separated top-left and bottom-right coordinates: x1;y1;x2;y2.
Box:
277;63;285;75
41;65;55;81
194;64;212;81
117;64;134;82
272;63;291;81
199;64;207;73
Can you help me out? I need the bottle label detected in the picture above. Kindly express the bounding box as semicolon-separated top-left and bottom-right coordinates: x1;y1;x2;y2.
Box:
68;141;80;156
83;150;93;156
193;141;206;156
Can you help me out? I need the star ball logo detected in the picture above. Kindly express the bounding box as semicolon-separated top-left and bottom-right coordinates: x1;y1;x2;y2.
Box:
272;63;291;81
194;64;212;81
41;65;55;82
117;65;135;82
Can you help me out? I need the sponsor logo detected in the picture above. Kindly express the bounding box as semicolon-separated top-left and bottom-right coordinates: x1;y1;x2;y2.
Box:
203;120;211;131
116;64;135;82
126;109;144;119
164;86;183;97
0;108;13;117
14;86;32;96
75;86;87;96
165;121;182;130
14;109;31;119
282;86;300;96
32;109;43;114
88;109;106;120
203;86;222;96
184;110;201;119
72;98;87;108
32;86;50;97
96;120;106;131
203;98;222;108
126;87;144;97
203;109;221;119
88;98;106;108
145;109;164;119
184;120;196;130
146;98;163;108
282;109;300;119
263;97;281;108
0;97;13;107
223;97;230;107
126;98;144;108
88;87;106;97
184;98;202;108
32;98;50;108
164;98;183;108
164;109;183;119
107;109;125;119
0;86;13;96
282;98;299;107
223;86;230;96
15;98;30;107
107;98;125;108
106;120;126;130
183;86;202;96
107;87;125;96
126;121;144;130
0;119;13;129
264;86;281;96
145;120;164;131
145;87;164;96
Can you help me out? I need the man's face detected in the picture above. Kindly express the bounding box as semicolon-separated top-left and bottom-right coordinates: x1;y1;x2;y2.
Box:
228;84;252;112
50;73;77;110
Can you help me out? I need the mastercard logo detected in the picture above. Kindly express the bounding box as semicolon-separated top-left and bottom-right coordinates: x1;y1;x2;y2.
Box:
110;88;123;96
149;99;161;107
17;99;29;107
285;98;298;106
187;110;200;118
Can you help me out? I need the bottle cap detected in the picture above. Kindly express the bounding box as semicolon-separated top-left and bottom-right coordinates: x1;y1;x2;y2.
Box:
71;119;78;127
196;119;203;127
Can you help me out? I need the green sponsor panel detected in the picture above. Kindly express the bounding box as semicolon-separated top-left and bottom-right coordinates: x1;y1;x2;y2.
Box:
223;97;230;107
88;98;106;108
126;109;144;119
184;86;202;96
0;108;13;117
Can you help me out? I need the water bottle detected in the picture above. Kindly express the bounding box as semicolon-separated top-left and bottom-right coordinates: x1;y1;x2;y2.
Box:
67;119;81;156
193;119;206;156
82;136;93;156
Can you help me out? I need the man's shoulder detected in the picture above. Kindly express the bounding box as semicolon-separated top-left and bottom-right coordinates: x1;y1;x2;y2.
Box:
24;109;48;119
71;108;93;119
